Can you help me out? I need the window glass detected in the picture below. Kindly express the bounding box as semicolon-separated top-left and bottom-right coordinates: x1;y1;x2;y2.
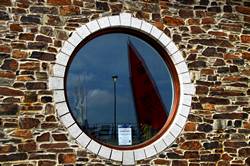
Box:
66;33;174;146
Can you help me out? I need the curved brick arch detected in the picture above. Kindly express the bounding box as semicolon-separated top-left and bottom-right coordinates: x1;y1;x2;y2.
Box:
49;13;195;165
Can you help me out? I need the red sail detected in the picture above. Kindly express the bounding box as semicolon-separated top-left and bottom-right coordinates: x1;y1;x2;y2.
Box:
128;41;167;131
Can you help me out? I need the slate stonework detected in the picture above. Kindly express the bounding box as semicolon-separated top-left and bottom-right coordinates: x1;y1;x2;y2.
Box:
0;0;250;165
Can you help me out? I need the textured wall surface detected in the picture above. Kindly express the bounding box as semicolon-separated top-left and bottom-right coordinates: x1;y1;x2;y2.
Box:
0;0;250;165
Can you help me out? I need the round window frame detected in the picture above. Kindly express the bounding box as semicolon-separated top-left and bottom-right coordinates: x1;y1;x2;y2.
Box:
50;13;195;165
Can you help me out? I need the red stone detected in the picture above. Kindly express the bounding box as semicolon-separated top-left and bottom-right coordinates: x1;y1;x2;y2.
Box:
242;51;250;60
163;16;184;26
20;62;40;71
241;35;250;43
19;33;35;41
37;132;50;142
0;87;24;96
180;141;202;150
10;24;23;32
47;0;71;5
208;31;227;37
236;6;250;15
38;160;56;166
202;17;215;24
58;153;76;164
0;71;15;78
52;134;67;141
191;26;205;34
10;129;32;139
40;143;68;149
1;0;12;6
0;144;17;153
59;6;80;16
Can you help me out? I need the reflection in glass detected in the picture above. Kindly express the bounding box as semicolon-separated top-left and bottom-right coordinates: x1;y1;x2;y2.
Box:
66;33;174;146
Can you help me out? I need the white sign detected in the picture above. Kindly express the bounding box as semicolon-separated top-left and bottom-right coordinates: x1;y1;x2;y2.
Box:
118;125;132;145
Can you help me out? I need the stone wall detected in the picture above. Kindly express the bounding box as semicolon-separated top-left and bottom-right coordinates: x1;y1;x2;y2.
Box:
0;0;249;165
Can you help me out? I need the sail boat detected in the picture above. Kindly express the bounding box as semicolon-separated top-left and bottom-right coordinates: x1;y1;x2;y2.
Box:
128;40;168;139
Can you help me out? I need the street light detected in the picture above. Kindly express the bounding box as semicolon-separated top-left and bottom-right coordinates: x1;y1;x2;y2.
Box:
112;75;118;139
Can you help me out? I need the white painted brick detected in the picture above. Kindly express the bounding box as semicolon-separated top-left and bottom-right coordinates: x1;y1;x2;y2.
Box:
97;17;110;29
120;13;131;26
171;51;184;64
166;41;179;55
179;104;191;117
141;21;153;33
49;77;64;90
61;41;75;56
134;149;146;161
176;61;189;74
56;52;69;66
111;149;122;161
131;17;142;29
54;90;65;103
144;145;156;158
60;113;74;128
76;132;91;148
55;102;69;116
108;16;120;26
98;146;111;159
179;72;191;84
87;140;101;154
182;94;192;106
168;123;182;137
174;113;187;129
53;64;65;77
183;83;196;95
76;25;91;39
163;132;175;146
150;26;163;39
86;20;100;33
123;151;134;165
159;33;171;47
68;123;82;138
154;139;167;153
68;32;82;47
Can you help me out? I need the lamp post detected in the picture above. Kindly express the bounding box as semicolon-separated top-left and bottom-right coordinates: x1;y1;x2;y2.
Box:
112;75;118;139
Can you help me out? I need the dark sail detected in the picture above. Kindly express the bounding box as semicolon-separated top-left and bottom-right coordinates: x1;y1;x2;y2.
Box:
128;41;168;131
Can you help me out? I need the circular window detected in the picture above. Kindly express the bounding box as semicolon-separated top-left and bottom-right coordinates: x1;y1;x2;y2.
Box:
50;13;195;165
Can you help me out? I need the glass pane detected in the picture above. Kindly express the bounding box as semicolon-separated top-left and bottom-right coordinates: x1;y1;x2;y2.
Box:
66;33;174;146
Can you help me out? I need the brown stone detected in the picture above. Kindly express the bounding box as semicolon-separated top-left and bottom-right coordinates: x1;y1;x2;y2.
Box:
202;17;215;24
179;9;194;18
187;18;200;25
208;31;227;37
0;87;24;96
224;141;248;148
223;76;248;82
196;86;208;94
184;151;199;159
0;144;17;153
0;71;15;78
180;141;202;150
0;153;28;162
10;24;23;32
30;51;56;61
163;16;184;26
37;132;50;142
26;82;47;90
200;97;230;105
52;134;67;141
29;153;56;160
28;42;47;50
201;154;220;162
224;53;240;60
189;39;233;47
210;90;244;97
59;6;80;16
153;159;170;165
18;141;36;152
46;15;64;26
10;129;32;139
20;62;40;70
1;0;12;6
47;0;71;5
0;104;19;115
242;51;250;60
201;69;214;75
12;50;28;59
58;153;76;164
172;160;188;166
220;23;242;32
213;113;248;119
24;91;37;102
236;6;250;15
191;26;205;34
214;58;225;66
239;148;250;157
19;117;40;129
17;76;35;81
30;6;58;14
184;122;196;131
19;33;35;41
36;35;52;43
188;61;206;68
40;143;68;149
241;35;250;43
96;1;109;11
38;160;56;166
1;59;18;71
41;122;58;129
110;3;122;14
